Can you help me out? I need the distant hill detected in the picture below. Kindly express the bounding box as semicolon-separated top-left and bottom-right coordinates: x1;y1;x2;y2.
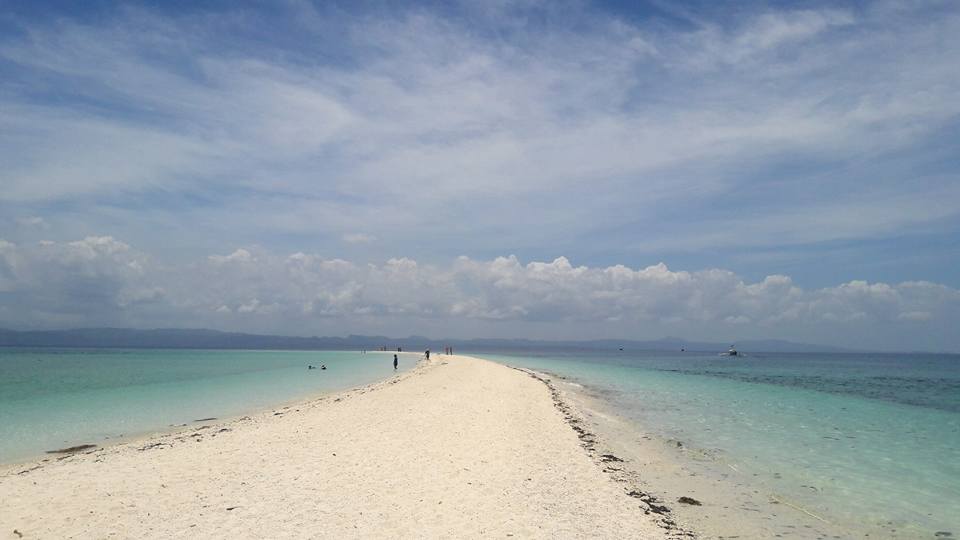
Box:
0;327;854;353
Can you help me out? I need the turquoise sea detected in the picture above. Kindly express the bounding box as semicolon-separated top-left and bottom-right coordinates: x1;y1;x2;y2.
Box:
0;348;408;464
480;350;960;538
3;347;958;536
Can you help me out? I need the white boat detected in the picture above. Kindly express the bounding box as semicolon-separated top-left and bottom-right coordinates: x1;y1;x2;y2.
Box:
720;345;738;356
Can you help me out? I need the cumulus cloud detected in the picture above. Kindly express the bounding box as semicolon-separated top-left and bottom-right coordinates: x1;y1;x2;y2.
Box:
0;237;165;326
0;238;957;351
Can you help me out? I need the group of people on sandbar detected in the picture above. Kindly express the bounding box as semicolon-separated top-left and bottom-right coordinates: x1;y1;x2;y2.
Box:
390;346;456;371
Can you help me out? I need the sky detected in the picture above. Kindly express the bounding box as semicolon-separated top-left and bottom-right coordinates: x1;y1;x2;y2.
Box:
1;0;959;351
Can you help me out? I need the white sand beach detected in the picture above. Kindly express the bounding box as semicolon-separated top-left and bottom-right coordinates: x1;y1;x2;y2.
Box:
0;354;676;539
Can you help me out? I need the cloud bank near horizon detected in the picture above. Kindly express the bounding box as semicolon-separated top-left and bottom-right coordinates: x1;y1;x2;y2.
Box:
1;237;957;351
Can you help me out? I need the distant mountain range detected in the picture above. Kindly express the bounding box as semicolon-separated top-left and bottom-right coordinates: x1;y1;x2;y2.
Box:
0;328;854;353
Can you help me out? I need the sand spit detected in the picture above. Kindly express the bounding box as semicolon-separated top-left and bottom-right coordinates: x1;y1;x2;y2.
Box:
1;355;672;539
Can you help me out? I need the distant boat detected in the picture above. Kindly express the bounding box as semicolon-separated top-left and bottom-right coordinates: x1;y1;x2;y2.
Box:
720;345;738;356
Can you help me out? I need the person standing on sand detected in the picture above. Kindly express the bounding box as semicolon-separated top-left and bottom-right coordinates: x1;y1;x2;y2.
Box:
393;354;398;370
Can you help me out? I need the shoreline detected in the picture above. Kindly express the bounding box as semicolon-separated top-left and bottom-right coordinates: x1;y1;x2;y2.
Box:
1;354;672;538
508;364;883;539
1;352;424;474
508;366;696;537
0;350;421;469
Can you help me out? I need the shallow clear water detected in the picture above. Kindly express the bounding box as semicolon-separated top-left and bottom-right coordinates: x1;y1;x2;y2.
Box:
479;350;960;537
0;348;408;464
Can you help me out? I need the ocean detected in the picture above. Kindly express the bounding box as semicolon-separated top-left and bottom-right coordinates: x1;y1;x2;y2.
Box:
3;346;957;537
479;350;960;538
0;348;409;464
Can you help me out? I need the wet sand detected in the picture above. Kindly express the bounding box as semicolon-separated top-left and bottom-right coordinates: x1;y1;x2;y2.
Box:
528;368;862;539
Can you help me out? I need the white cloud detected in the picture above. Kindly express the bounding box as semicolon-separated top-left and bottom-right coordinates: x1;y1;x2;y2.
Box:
237;299;261;314
208;248;254;264
66;236;131;259
16;216;49;229
0;237;162;325
0;238;957;350
342;233;376;244
0;2;958;258
0;4;958;349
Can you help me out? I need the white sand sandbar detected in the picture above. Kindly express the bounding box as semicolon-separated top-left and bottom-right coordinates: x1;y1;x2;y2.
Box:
0;354;672;539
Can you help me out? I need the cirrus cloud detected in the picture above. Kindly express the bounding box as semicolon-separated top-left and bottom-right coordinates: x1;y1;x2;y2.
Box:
0;1;958;284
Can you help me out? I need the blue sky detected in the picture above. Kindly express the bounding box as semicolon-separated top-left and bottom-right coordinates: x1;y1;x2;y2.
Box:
1;0;958;350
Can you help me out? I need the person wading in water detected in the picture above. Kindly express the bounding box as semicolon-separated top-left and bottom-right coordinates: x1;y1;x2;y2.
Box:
393;354;398;371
